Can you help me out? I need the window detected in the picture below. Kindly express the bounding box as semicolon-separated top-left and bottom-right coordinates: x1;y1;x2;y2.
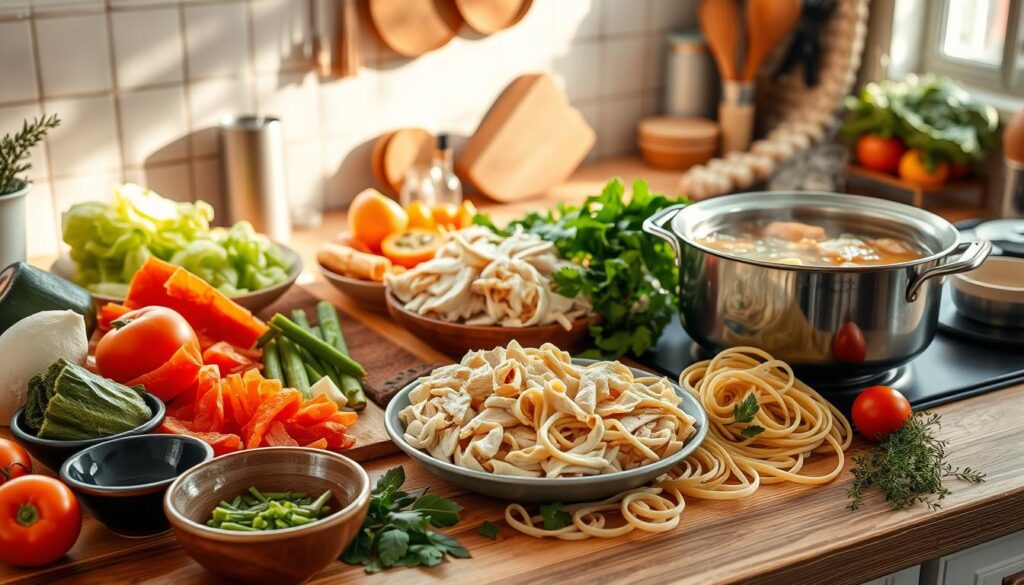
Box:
923;0;1024;92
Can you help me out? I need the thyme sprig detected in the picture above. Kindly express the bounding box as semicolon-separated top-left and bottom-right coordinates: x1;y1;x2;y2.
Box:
847;412;985;511
0;114;60;195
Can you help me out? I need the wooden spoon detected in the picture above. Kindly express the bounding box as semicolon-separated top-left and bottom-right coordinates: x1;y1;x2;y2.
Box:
742;0;802;80
699;0;742;81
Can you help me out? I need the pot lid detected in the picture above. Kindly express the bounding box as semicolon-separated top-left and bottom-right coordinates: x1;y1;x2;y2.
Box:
974;219;1024;257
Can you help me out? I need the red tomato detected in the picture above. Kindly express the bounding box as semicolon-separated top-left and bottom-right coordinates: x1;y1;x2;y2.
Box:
852;385;912;441
0;476;81;567
832;322;867;363
95;306;199;383
0;439;31;486
856;134;905;174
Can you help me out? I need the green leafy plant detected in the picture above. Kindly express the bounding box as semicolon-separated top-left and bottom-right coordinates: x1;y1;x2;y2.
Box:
475;179;687;357
0;114;60;195
341;466;469;573
847;412;985;511
841;74;999;169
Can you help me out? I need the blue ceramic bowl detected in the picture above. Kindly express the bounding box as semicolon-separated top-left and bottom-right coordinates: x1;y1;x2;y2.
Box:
60;434;213;537
9;391;166;473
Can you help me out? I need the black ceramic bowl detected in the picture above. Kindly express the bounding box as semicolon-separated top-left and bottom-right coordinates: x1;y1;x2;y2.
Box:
9;392;166;473
60;434;213;537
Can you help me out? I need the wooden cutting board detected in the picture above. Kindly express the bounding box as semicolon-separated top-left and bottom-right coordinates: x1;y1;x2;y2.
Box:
456;73;595;201
258;284;435;461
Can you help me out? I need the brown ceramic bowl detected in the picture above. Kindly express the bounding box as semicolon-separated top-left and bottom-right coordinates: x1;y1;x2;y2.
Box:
164;448;370;585
386;291;597;358
318;262;388;312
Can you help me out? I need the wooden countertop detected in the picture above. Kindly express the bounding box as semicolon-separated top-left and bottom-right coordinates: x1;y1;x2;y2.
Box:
3;157;1021;585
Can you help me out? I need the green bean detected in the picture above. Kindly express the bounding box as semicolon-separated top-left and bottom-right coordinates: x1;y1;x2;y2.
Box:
248;487;268;503
277;337;311;397
262;339;284;382
269;315;365;378
290;514;314;526
315;302;367;410
220;522;259;532
307;490;332;516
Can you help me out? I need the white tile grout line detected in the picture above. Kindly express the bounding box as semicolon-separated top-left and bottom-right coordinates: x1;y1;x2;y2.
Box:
25;1;62;253
176;0;197;202
103;0;128;186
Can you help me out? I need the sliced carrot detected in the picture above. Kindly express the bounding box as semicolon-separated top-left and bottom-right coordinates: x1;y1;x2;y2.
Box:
328;410;359;427
194;367;225;433
264;421;299;447
125;342;203;403
97;303;132;330
164;267;268;348
291;394;338;425
304;438;329;450
124;257;183;311
160;417;242;456
223;375;248;431
242;389;302;449
203;341;258;376
308;420;353;450
243;369;263;416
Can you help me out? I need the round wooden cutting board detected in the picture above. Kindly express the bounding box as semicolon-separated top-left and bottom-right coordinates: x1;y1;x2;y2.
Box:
382;128;434;195
455;0;532;35
369;0;463;57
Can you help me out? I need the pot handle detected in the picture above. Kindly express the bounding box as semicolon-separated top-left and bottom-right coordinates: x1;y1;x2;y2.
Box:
642;204;687;296
905;239;992;302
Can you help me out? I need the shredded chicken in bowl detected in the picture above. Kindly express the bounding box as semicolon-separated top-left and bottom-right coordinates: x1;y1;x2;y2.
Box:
385;227;591;330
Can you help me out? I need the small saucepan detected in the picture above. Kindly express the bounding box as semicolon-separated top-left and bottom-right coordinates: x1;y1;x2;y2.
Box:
643;192;991;378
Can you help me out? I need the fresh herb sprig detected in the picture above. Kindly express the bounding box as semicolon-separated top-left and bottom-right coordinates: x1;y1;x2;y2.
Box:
0;114;60;194
847;412;985;511
733;393;764;437
342;466;469;573
475;179;687;357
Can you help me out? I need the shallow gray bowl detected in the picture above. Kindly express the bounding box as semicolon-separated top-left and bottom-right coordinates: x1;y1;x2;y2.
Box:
50;243;302;313
384;358;708;502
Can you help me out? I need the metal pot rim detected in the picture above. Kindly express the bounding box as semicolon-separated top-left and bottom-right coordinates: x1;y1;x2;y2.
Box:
670;191;962;272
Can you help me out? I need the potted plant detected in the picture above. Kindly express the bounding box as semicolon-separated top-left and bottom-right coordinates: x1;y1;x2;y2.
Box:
0;114;60;268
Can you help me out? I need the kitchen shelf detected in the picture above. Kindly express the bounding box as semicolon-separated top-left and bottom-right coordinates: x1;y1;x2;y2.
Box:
845;164;990;214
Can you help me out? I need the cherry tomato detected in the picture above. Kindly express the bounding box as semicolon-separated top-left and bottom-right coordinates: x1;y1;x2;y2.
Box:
898;149;949;186
381;229;444;268
856;134;905;174
0;476;81;567
0;439;31;486
852;385;912;441
95;306;199;383
832;322;867;363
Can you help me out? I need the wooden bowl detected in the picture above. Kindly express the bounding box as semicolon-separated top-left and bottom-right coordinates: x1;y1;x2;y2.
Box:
638;139;716;170
385;292;596;358
164;448;370;585
318;263;387;312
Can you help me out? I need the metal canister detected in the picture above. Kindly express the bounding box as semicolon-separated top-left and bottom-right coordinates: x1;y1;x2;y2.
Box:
221;116;291;242
664;30;719;119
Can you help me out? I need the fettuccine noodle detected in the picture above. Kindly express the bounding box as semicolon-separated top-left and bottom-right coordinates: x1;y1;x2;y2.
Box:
399;342;696;478
506;346;852;540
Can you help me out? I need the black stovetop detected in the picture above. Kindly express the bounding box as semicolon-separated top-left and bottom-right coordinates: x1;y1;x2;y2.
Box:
638;309;1024;418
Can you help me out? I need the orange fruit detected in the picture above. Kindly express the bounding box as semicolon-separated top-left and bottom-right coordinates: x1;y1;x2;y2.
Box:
455;200;478;229
432;203;460;229
381;228;443;268
406;200;436;229
348;188;408;252
897;150;949;186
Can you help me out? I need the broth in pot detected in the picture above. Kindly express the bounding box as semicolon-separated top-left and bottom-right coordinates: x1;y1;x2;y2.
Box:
697;221;923;267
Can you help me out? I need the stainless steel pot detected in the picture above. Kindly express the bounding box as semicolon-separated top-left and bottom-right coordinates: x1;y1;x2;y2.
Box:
642;192;992;377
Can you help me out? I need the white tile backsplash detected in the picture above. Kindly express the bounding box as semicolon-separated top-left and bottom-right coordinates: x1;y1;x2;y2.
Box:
0;102;48;182
25;181;59;257
3;0;688;257
0;21;39;103
111;7;185;88
35;14;112;97
250;0;313;73
118;86;189;165
42;95;121;176
183;1;251;80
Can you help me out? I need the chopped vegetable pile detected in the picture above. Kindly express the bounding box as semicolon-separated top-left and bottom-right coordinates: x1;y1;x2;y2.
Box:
25;359;152;440
207;487;336;532
475;178;686;356
161;367;357;456
342;466;468;573
62;183;293;297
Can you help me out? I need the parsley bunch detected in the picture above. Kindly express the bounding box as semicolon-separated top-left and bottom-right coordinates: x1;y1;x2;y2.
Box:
342;466;469;573
476;179;687;357
847;412;985;511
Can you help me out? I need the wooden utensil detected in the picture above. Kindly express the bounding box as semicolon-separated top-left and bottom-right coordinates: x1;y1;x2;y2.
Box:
699;0;741;81
368;0;463;57
455;0;532;35
742;0;801;80
333;0;361;77
381;128;433;196
457;73;594;201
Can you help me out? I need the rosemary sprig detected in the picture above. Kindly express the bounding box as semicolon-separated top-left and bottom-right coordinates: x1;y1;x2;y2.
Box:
847;412;985;511
0;114;60;195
